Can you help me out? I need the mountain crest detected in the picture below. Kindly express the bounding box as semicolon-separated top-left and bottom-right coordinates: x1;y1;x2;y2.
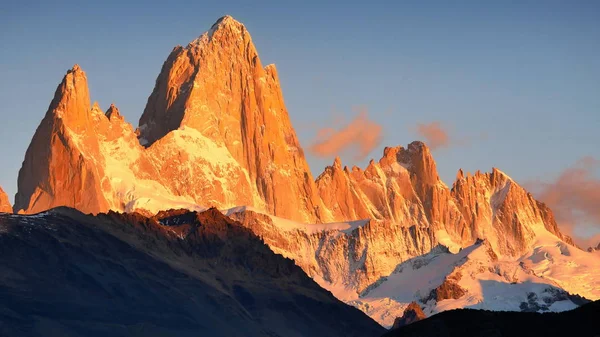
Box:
137;15;324;223
16;17;325;223
333;156;342;168
47;64;92;131
14;65;109;214
105;103;122;121
209;15;245;35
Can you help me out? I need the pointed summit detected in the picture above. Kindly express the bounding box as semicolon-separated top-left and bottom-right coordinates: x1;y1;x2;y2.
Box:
188;15;248;46
105;103;123;121
456;168;464;180
14;65;108;214
210;15;244;31
333;156;342;168
139;15;258;145
47;64;92;131
69;63;82;73
138;16;324;222
398;141;439;185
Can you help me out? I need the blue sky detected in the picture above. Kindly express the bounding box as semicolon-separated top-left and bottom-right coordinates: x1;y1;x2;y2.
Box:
1;0;598;207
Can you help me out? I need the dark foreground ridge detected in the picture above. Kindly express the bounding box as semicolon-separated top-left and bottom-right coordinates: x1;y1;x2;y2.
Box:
0;208;384;337
383;300;600;337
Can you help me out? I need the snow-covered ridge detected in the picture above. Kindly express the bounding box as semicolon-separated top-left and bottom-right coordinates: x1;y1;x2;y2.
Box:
344;236;598;327
222;206;600;328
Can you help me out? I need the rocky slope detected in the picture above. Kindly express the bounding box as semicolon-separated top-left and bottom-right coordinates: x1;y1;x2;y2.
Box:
383;300;600;337
14;65;110;214
228;209;437;295
138;15;325;223
221;143;588;326
0;208;384;337
352;237;598;326
315;142;573;258
0;186;11;213
229;208;599;327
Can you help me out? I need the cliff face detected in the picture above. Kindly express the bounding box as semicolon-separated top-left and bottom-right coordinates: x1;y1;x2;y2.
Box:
450;168;575;255
315;142;573;258
14;65;110;214
15;16;324;223
139;16;324;223
230;209;437;293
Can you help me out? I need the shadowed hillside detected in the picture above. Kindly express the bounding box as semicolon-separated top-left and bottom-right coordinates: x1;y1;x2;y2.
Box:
0;208;384;337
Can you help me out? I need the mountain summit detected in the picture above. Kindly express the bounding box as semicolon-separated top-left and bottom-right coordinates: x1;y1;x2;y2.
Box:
139;15;325;222
14;64;110;214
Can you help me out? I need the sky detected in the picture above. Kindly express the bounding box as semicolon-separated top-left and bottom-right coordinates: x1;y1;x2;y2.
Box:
1;1;599;239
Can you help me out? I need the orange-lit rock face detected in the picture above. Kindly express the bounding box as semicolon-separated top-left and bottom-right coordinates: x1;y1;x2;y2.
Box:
11;16;585;330
14;63;259;216
14;66;110;215
15;16;324;223
138;16;323;223
450;168;574;255
315;142;574;258
0;186;11;213
229;209;437;293
14;16;573;261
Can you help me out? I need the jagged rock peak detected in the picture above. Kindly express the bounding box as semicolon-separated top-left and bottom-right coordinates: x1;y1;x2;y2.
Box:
47;64;91;130
68;64;82;74
491;167;512;179
0;186;12;213
211;15;244;31
452;167;513;187
382;145;402;158
396;141;439;184
92;101;101;111
14;63;109;215
188;15;248;47
105;103;122;120
333;156;342;168
138;15;323;223
456;168;465;180
138;14;266;147
407;140;427;151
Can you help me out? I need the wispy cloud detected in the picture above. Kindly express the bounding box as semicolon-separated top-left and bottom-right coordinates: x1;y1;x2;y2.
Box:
413;121;485;151
526;157;600;249
309;108;382;161
415;122;450;150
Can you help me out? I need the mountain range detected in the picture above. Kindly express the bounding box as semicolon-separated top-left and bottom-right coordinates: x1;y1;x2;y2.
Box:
1;15;598;333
